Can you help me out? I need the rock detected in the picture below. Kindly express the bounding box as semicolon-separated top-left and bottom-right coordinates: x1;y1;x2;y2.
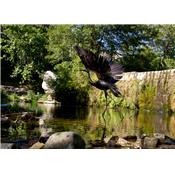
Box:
164;135;175;145
89;140;106;148
153;133;165;144
123;135;137;142
106;136;119;148
0;85;27;95
117;138;132;148
30;142;45;149
39;136;50;143
141;134;147;139
86;143;93;149
39;119;45;126
104;136;113;144
158;144;175;149
106;136;141;149
39;119;53;143
1;104;11;110
11;139;29;149
1;143;16;149
38;100;60;104
154;134;175;148
19;95;30;102
44;132;86;149
21;112;34;120
133;138;142;149
143;137;158;149
42;71;57;101
1;117;10;127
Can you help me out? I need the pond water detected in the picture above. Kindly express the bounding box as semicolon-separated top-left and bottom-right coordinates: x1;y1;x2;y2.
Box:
1;103;175;146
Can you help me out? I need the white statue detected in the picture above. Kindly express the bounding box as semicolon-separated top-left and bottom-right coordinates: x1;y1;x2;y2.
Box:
42;71;57;101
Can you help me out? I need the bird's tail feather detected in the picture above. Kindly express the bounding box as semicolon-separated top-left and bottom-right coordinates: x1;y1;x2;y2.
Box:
110;85;121;97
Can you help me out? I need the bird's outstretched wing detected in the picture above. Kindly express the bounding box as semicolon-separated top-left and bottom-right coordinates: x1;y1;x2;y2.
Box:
74;45;98;71
74;45;123;84
95;55;123;84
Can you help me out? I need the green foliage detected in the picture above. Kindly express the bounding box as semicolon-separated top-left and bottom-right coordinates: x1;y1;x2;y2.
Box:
1;89;21;103
1;24;175;107
46;25;102;63
1;89;42;108
6;117;40;141
8;93;20;102
52;56;90;105
8;122;27;139
38;94;48;101
138;84;157;110
46;25;102;105
117;70;175;111
1;101;43;116
46;25;74;64
25;104;43;116
25;90;41;104
1;25;50;90
162;58;175;69
1;89;10;103
154;25;175;58
5;103;23;113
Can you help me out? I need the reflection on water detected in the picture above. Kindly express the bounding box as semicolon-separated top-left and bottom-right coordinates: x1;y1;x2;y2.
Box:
2;103;175;143
38;104;175;142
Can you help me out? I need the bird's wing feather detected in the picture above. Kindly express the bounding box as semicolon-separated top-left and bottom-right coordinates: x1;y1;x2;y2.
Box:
74;45;98;71
75;46;123;83
95;56;123;83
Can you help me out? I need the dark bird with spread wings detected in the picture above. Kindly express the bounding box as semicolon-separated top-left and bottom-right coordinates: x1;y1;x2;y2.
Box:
74;45;123;106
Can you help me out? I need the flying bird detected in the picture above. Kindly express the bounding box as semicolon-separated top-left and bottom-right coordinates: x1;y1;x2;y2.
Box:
74;45;123;106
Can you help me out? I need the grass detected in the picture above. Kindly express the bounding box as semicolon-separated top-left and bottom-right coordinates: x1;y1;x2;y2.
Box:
1;103;43;116
112;70;175;112
1;89;43;116
1;89;42;104
138;84;157;110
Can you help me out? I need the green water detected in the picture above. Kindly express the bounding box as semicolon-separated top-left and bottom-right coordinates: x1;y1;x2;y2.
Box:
1;103;175;145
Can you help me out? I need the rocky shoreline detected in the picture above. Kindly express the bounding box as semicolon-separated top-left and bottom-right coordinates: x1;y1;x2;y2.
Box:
1;111;175;149
1;131;175;149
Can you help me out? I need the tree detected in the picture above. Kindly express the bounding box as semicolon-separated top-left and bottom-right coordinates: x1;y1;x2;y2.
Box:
1;24;175;101
1;25;50;90
46;25;175;104
46;25;94;105
150;25;175;70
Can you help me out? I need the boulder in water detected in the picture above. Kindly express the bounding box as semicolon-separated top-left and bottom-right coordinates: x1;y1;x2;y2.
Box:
1;143;16;149
42;71;56;94
30;142;45;149
143;137;158;149
44;132;86;149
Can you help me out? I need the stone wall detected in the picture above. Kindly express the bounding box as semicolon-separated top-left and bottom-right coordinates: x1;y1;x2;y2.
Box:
117;69;175;111
121;69;175;81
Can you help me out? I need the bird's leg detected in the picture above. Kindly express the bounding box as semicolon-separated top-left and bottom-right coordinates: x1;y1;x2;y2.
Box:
108;89;124;106
104;90;108;108
104;90;111;107
108;92;114;100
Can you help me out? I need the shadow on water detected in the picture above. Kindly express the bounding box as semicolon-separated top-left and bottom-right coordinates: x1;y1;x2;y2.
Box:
1;102;175;145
